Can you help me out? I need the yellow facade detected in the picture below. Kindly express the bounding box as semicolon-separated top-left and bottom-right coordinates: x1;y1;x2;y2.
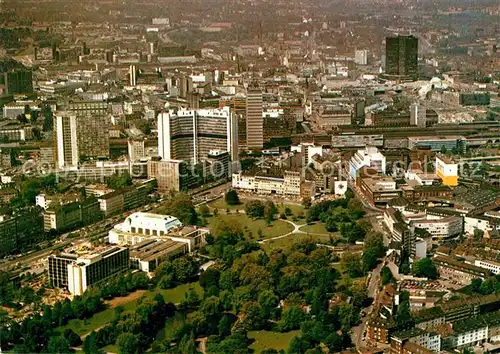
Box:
437;171;458;186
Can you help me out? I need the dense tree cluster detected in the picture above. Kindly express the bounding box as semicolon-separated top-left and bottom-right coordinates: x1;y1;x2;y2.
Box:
470;276;500;295
1;192;376;353
412;258;438;280
148;236;366;353
395;291;415;331
154;256;201;289
10;174;59;209
340;232;386;278
83;294;176;354
107;172;133;190
159;192;198;225
0;271;151;353
225;190;240;205
0;291;103;353
306;196;366;241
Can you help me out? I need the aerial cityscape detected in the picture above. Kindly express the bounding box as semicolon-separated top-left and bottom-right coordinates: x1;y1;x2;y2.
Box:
0;0;499;353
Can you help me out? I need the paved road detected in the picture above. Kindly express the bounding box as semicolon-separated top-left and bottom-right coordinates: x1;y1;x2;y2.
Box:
352;262;382;349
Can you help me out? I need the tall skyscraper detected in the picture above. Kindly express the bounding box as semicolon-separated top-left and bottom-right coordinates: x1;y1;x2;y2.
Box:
157;107;237;165
129;65;137;86
55;112;79;168
157;112;171;160
66;101;110;161
229;112;239;172
246;88;263;149
385;35;418;79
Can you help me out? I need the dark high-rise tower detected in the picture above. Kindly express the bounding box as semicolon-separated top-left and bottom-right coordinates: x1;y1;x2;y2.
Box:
3;70;33;95
246;88;263;149
385;35;418;79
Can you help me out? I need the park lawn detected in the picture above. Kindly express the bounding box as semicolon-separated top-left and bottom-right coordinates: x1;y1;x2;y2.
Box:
102;344;119;353
276;203;307;225
208;214;294;240
249;330;300;352
208;197;247;211
299;222;335;235
260;233;334;252
58;283;203;337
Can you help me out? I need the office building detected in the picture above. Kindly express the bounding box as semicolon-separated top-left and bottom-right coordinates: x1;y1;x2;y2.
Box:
392;223;417;258
147;158;202;193
385;35;418;78
407;136;465;152
48;253;77;289
157;107;238;168
205;150;230;179
232;171;302;196
357;175;401;205
68;101;109;116
246;88;264;148
3;70;33;95
348;146;387;179
97;184;149;217
355;49;368;65
48;247;130;295
291;143;323;167
331;134;384;148
67;101;110;160
0;210;44;257
411;216;463;240
435;155;459;186
178;76;193;98
130;239;187;272
0;126;32;141
128;139;146;162
54;112;79;168
410;102;426;127
2;103;27;118
43;198;101;232
129;65;137;86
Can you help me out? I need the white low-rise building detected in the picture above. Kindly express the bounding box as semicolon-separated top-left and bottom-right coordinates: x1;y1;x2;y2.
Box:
464;215;500;235
411;216;463;240
117;212;183;236
108;212;207;253
348;146;386;179
475;259;500;275
232;171;301;196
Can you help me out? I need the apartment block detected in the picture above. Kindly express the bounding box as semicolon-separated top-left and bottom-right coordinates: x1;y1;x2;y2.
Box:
433;255;490;284
435;155;459;187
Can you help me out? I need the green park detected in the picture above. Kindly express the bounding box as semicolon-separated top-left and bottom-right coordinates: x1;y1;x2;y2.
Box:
0;189;388;354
